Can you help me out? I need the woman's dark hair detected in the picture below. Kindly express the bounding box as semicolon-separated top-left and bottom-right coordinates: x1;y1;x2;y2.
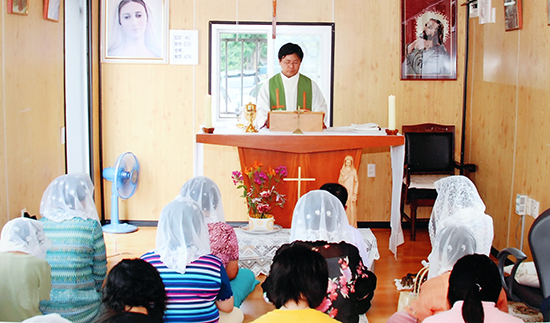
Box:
320;183;348;208
448;254;501;323
262;242;328;309
278;43;304;61
118;0;149;25
97;258;167;322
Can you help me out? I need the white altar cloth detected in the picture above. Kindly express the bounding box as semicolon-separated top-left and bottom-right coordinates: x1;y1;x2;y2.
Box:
235;228;380;276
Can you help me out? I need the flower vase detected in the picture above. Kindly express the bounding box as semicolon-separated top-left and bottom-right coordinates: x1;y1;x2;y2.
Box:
248;215;274;231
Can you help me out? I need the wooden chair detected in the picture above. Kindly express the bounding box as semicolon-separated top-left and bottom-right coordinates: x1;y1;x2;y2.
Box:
401;123;476;241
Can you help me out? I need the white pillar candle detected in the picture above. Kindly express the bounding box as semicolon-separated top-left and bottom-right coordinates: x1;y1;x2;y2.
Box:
388;95;396;130
204;94;212;128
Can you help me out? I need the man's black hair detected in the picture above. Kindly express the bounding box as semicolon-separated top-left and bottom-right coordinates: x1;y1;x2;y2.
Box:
278;43;304;61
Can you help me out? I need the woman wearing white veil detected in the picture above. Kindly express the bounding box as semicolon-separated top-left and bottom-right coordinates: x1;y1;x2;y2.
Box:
388;221;507;323
107;0;161;58
141;197;243;323
39;173;107;323
429;175;490;252
288;190;377;323
0;218;52;321
179;176;259;307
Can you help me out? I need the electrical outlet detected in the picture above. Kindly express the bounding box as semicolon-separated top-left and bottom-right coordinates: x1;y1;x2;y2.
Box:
367;164;375;177
515;194;526;216
531;199;540;218
526;198;532;216
21;208;27;217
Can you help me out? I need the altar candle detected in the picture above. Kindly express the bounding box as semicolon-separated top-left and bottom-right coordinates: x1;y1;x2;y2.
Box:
303;91;306;110
276;88;280;108
388;95;396;130
204;94;212;128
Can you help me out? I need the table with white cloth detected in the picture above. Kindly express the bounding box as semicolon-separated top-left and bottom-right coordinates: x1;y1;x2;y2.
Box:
235;227;380;276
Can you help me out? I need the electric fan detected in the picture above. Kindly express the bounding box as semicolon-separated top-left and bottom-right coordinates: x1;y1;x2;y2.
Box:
102;152;140;233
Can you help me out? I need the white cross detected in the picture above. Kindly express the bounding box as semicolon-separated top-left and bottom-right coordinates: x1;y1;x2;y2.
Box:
283;166;316;199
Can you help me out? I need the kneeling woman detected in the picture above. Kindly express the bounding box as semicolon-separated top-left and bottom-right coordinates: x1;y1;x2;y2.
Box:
141;197;243;323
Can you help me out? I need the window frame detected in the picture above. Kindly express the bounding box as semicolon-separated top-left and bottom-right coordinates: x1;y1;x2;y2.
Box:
209;21;335;127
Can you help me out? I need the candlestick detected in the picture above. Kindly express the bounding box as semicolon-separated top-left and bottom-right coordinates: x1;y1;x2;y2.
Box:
204;94;212;128
276;88;280;108
388;95;396;130
303;91;306;110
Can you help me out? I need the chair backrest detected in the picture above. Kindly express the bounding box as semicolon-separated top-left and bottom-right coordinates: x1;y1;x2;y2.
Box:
529;207;550;298
402;123;455;174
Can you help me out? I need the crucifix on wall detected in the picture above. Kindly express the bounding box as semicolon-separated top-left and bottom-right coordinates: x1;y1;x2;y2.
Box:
272;0;277;39
284;166;316;200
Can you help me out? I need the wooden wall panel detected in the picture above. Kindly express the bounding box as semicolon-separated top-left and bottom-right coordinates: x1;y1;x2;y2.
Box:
0;0;65;228
468;0;550;256
100;0;469;224
0;3;5;228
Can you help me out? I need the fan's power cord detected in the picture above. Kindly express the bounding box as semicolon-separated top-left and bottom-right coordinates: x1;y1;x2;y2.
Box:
107;236;133;258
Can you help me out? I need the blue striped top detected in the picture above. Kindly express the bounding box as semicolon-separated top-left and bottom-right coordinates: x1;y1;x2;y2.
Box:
141;252;233;323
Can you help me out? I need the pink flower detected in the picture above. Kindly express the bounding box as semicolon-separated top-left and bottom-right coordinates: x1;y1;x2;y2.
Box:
328;308;339;318
275;165;288;177
257;203;271;214
316;298;332;312
260;190;272;198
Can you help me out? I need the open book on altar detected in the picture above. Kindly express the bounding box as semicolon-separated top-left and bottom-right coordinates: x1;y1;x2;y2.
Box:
268;110;324;132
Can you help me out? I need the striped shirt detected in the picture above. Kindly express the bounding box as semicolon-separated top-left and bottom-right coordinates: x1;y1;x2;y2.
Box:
141;252;233;323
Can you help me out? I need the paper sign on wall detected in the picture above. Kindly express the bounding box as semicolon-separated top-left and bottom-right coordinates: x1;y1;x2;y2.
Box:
170;30;198;65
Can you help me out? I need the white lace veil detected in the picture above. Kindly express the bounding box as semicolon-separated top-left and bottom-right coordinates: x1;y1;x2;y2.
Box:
427;220;477;279
429;175;486;248
155;197;211;274
0;217;52;259
290;190;356;245
40;173;100;223
178;176;225;223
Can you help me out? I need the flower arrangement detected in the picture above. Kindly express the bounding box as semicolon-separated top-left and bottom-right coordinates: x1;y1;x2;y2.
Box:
231;161;288;219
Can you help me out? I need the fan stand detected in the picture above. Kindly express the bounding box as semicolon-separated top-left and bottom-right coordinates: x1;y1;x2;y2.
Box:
102;190;138;233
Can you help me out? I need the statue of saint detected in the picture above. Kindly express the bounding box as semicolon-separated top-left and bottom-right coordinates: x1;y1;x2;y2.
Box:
338;155;358;227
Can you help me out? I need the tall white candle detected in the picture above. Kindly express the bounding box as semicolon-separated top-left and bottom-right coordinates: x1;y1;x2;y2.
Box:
204;94;212;128
388;95;396;130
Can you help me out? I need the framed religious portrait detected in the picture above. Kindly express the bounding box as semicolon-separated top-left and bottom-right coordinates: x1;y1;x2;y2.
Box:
43;0;61;22
504;0;523;31
7;0;29;15
101;0;169;63
401;0;457;80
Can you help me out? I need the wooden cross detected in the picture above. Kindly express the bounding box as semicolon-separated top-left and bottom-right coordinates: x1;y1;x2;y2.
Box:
283;166;316;199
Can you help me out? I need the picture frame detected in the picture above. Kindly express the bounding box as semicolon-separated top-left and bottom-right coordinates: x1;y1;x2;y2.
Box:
102;0;169;63
401;0;457;80
504;0;523;31
7;0;29;15
43;0;60;22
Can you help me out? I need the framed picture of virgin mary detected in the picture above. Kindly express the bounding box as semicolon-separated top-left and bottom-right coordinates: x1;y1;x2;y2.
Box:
102;0;169;63
401;0;457;80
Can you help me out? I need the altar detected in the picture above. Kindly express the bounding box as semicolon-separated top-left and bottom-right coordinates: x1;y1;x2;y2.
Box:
196;127;406;256
235;227;380;276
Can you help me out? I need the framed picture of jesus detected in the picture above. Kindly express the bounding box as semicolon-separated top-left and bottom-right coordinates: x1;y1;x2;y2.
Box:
401;0;457;80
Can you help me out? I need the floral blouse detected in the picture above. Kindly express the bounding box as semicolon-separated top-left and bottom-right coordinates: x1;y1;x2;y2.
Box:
207;222;239;267
274;241;377;323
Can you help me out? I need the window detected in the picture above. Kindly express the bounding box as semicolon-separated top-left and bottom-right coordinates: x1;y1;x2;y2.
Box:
209;21;334;126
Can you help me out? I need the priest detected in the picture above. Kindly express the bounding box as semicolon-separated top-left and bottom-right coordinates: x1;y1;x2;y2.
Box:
255;42;328;128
